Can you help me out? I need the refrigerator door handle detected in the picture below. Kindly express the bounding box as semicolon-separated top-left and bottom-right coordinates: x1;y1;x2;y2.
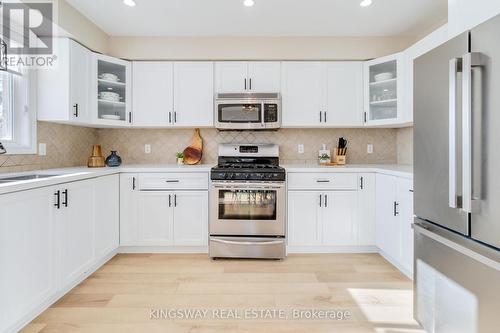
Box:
449;58;462;208
462;52;483;213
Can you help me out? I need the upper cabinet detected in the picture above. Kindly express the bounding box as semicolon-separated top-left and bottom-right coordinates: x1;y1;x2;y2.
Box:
38;38;92;124
363;53;407;126
215;61;281;93
93;54;132;126
281;61;364;128
132;61;214;127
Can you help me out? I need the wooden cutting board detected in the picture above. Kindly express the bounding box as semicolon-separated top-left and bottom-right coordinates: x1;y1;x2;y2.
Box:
183;128;203;165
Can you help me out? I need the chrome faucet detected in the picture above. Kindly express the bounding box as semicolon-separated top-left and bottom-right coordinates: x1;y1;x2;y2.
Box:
0;141;6;154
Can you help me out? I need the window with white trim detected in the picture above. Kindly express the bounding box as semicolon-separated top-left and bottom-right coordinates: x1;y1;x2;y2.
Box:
0;64;36;155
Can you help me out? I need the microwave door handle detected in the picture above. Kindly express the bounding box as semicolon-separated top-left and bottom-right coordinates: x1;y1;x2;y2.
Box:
449;58;461;208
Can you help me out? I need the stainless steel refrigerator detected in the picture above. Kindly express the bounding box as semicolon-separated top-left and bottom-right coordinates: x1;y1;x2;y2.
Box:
414;14;500;333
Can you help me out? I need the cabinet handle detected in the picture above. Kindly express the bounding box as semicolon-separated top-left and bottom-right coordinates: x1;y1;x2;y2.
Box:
169;112;172;124
174;111;177;124
316;179;330;183
244;78;247;90
73;104;79;117
324;194;328;207
132;177;136;190
54;190;60;209
168;194;171;207
62;189;68;207
174;194;177;207
166;180;180;183
319;111;322;123
394;201;399;216
249;78;252;90
324;111;327;123
319;194;322;208
360;176;364;190
364;112;367;123
129;112;132;124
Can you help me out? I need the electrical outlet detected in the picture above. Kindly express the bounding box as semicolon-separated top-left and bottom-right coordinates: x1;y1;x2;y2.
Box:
38;143;46;156
367;144;373;154
298;144;304;154
144;144;151;154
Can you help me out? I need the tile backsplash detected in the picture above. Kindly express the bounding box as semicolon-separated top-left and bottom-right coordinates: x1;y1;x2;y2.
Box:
97;127;398;165
0;122;97;173
1;122;403;173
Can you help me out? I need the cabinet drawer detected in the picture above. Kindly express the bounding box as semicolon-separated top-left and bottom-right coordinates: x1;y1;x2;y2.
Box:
287;173;357;190
138;173;208;190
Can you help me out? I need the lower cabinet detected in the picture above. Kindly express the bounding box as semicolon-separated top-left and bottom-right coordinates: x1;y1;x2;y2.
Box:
120;173;209;247
288;190;358;247
0;186;57;333
0;175;119;333
375;173;414;275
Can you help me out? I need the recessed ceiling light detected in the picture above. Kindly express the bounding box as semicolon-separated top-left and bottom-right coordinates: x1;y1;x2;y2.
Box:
360;0;372;7
123;0;136;7
243;0;255;7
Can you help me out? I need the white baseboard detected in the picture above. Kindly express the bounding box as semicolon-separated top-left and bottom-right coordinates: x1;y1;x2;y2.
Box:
7;248;118;333
286;245;379;254
119;246;208;253
378;249;413;280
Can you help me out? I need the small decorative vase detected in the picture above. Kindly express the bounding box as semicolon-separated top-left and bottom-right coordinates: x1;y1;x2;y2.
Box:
177;157;184;165
105;151;122;167
88;145;105;168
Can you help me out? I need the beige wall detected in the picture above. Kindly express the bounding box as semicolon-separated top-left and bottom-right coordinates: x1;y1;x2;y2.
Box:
397;126;413;165
97;128;397;165
107;36;415;60
54;0;109;53
0;122;97;173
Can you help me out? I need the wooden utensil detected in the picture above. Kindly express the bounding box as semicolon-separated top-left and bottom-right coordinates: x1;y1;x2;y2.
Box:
183;129;203;165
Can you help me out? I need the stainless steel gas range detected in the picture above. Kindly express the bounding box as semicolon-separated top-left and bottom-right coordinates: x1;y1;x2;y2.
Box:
209;144;286;259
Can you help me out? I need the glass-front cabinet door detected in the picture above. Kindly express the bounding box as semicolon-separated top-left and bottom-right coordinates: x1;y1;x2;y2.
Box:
364;53;404;126
92;53;131;126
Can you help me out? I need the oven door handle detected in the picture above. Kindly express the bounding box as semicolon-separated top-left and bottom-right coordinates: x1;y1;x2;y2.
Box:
211;238;284;246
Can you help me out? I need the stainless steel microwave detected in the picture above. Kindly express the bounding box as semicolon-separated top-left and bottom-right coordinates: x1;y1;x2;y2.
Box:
214;93;281;130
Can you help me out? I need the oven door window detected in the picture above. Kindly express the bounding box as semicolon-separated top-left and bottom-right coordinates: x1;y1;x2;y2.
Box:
218;189;277;220
218;104;262;123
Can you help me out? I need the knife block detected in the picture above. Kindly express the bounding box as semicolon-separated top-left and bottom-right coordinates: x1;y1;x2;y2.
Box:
334;148;347;165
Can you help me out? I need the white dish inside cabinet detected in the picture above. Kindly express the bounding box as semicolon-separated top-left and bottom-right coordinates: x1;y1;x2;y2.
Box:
93;54;131;126
364;53;404;126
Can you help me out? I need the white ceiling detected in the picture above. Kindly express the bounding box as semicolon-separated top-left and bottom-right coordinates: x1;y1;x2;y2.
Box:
66;0;448;37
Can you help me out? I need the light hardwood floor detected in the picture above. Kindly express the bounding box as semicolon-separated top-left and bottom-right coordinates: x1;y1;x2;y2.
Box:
23;254;423;333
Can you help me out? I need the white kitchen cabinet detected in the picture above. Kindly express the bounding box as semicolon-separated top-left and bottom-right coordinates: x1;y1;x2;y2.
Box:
92;53;132;126
132;62;173;126
322;191;358;246
324;62;364;127
38;38;91;123
94;175;119;261
375;173;414;276
357;173;376;246
119;173;139;245
0;186;57;333
288;191;322;246
375;174;399;258
215;61;281;93
398;178;414;274
173;62;214;127
57;179;95;288
281;62;325;127
137;191;174;245
281;61;364;127
364;53;407;127
119;172;209;247
173;191;208;246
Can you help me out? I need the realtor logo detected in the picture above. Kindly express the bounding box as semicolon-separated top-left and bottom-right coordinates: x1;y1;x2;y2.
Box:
2;1;53;55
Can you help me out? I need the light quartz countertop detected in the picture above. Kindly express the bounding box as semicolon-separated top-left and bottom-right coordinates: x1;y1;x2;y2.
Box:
0;163;412;195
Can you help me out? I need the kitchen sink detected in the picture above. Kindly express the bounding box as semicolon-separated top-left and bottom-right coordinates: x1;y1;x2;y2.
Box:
0;174;61;183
